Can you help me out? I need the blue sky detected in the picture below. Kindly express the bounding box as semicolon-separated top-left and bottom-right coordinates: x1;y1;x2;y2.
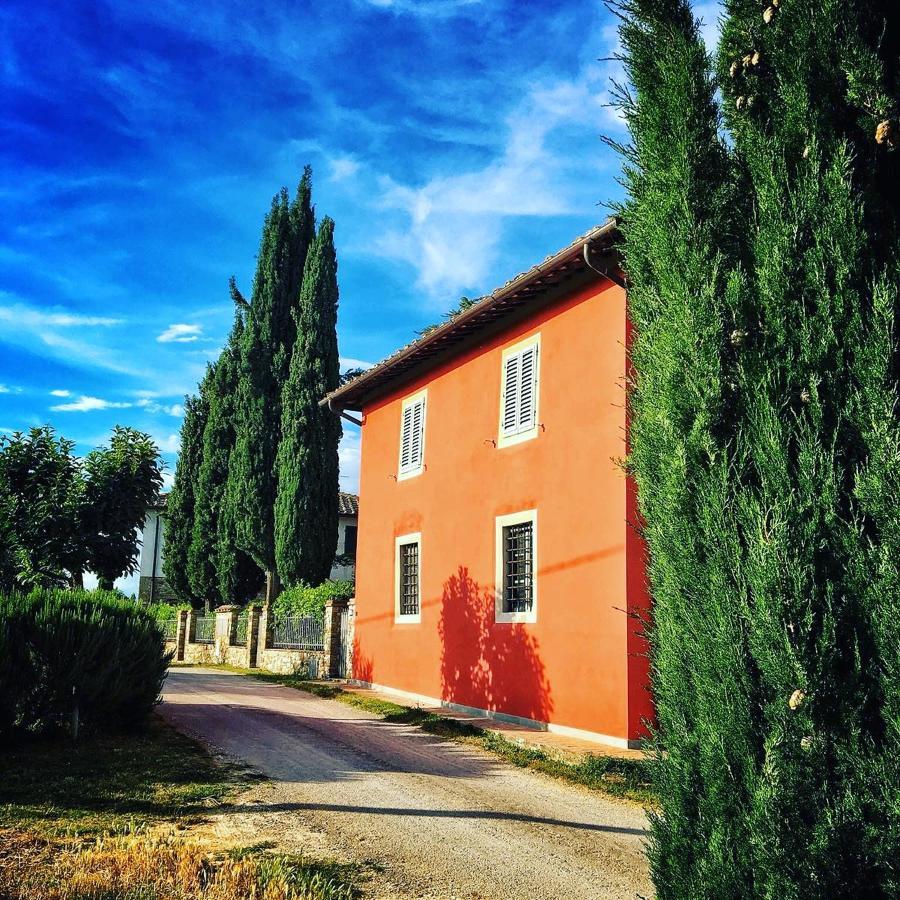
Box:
0;0;720;507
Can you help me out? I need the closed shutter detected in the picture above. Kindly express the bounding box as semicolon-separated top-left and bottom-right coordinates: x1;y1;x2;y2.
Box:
517;344;537;431
501;343;539;436
399;403;414;470
399;395;426;474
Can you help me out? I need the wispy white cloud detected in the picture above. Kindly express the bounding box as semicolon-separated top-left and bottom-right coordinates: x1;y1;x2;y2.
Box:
0;301;122;328
137;397;184;416
155;433;180;453
328;155;361;182
0;385;9;394
49;389;70;397
51;395;133;413
370;60;614;298
339;356;374;370
157;323;203;343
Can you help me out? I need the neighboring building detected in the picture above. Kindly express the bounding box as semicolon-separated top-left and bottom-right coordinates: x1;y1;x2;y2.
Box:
137;494;176;603
331;492;360;581
322;220;653;748
136;492;359;603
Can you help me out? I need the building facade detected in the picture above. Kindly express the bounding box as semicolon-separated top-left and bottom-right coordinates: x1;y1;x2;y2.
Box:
323;221;653;748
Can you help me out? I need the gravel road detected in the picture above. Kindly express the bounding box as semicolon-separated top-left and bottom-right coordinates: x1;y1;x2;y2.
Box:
159;668;652;899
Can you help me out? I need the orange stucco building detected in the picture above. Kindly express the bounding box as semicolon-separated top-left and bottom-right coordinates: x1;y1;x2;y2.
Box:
324;220;653;747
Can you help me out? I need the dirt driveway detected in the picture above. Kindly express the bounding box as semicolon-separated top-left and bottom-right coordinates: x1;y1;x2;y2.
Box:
159;668;652;899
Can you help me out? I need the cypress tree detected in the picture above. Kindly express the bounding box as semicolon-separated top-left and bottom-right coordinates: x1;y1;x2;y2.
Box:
186;364;218;603
274;217;342;587
163;388;209;603
226;168;315;602
190;307;263;605
616;0;900;895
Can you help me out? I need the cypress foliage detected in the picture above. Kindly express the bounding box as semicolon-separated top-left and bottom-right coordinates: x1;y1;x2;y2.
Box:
163;389;209;603
274;217;342;587
616;0;900;895
186;364;220;604
226;169;315;600
190;309;263;605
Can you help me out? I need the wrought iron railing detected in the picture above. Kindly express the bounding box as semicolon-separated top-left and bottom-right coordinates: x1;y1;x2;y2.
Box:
272;616;324;650
161;617;178;642
193;615;215;644
233;611;249;647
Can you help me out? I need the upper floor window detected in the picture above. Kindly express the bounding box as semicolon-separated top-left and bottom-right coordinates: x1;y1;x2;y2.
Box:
398;389;427;479
343;525;357;558
495;509;538;623
498;335;540;448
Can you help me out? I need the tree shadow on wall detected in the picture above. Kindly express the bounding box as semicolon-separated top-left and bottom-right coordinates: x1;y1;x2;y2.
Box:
438;566;552;724
351;636;373;684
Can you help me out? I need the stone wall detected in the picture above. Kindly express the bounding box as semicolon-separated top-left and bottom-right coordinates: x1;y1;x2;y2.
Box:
166;600;351;679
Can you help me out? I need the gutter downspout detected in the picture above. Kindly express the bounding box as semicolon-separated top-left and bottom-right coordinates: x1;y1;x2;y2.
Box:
583;241;626;289
328;397;363;427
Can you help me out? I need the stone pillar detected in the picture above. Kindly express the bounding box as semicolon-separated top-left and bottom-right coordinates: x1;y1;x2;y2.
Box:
185;608;197;645
214;606;237;664
245;606;263;668
323;597;350;678
174;608;188;662
252;605;270;669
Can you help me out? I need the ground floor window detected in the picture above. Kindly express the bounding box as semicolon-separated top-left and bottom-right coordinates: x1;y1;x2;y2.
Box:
495;509;537;623
395;532;421;622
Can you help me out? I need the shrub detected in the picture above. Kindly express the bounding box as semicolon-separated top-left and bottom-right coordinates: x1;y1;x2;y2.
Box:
273;580;353;621
0;589;170;740
144;600;189;627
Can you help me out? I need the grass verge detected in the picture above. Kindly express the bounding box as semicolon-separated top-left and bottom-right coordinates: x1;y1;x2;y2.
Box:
247;670;655;806
0;716;359;899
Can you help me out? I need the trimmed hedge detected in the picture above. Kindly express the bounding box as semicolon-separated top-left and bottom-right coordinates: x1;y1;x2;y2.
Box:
0;589;170;740
273;579;353;621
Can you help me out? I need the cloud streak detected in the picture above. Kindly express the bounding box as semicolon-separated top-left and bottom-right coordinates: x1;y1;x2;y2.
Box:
157;323;203;343
51;395;133;412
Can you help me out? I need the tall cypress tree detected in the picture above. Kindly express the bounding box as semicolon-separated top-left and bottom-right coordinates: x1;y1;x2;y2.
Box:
617;0;900;894
226;169;315;602
163;388;209;603
275;217;342;587
190;307;264;605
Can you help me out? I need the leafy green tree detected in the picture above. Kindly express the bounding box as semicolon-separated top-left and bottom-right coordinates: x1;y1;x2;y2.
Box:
82;427;163;591
0;427;83;588
163;389;209;602
615;0;900;895
275;217;342;587
226;168;315;602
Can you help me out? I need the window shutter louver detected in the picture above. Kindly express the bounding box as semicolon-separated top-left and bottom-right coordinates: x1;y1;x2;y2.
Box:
518;345;536;430
400;404;413;470
410;399;423;469
502;354;520;434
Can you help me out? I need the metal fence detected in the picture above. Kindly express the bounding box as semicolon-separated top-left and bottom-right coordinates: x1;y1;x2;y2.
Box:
161;617;178;642
272;616;324;650
233;611;249;647
193;615;215;644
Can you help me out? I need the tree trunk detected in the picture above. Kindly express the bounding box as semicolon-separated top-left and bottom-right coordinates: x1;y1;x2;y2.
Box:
264;569;281;608
70;571;84;590
98;576;114;591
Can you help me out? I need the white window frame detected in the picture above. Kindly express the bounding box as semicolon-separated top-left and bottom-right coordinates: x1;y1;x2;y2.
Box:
395;532;422;623
497;333;541;448
398;388;427;480
494;509;538;624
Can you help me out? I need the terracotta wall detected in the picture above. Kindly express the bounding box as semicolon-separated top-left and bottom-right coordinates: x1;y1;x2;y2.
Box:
353;277;652;743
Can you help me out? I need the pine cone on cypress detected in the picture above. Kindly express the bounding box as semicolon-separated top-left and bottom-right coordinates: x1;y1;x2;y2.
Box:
763;6;777;23
875;120;896;149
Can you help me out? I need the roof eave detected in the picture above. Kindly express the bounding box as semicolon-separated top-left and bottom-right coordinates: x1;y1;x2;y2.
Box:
322;218;620;412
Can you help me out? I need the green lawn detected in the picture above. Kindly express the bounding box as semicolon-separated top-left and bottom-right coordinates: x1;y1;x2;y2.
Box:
0;717;359;899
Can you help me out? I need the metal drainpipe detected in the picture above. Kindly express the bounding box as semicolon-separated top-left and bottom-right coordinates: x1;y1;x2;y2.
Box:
149;511;161;604
583;241;626;288
328;397;363;427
